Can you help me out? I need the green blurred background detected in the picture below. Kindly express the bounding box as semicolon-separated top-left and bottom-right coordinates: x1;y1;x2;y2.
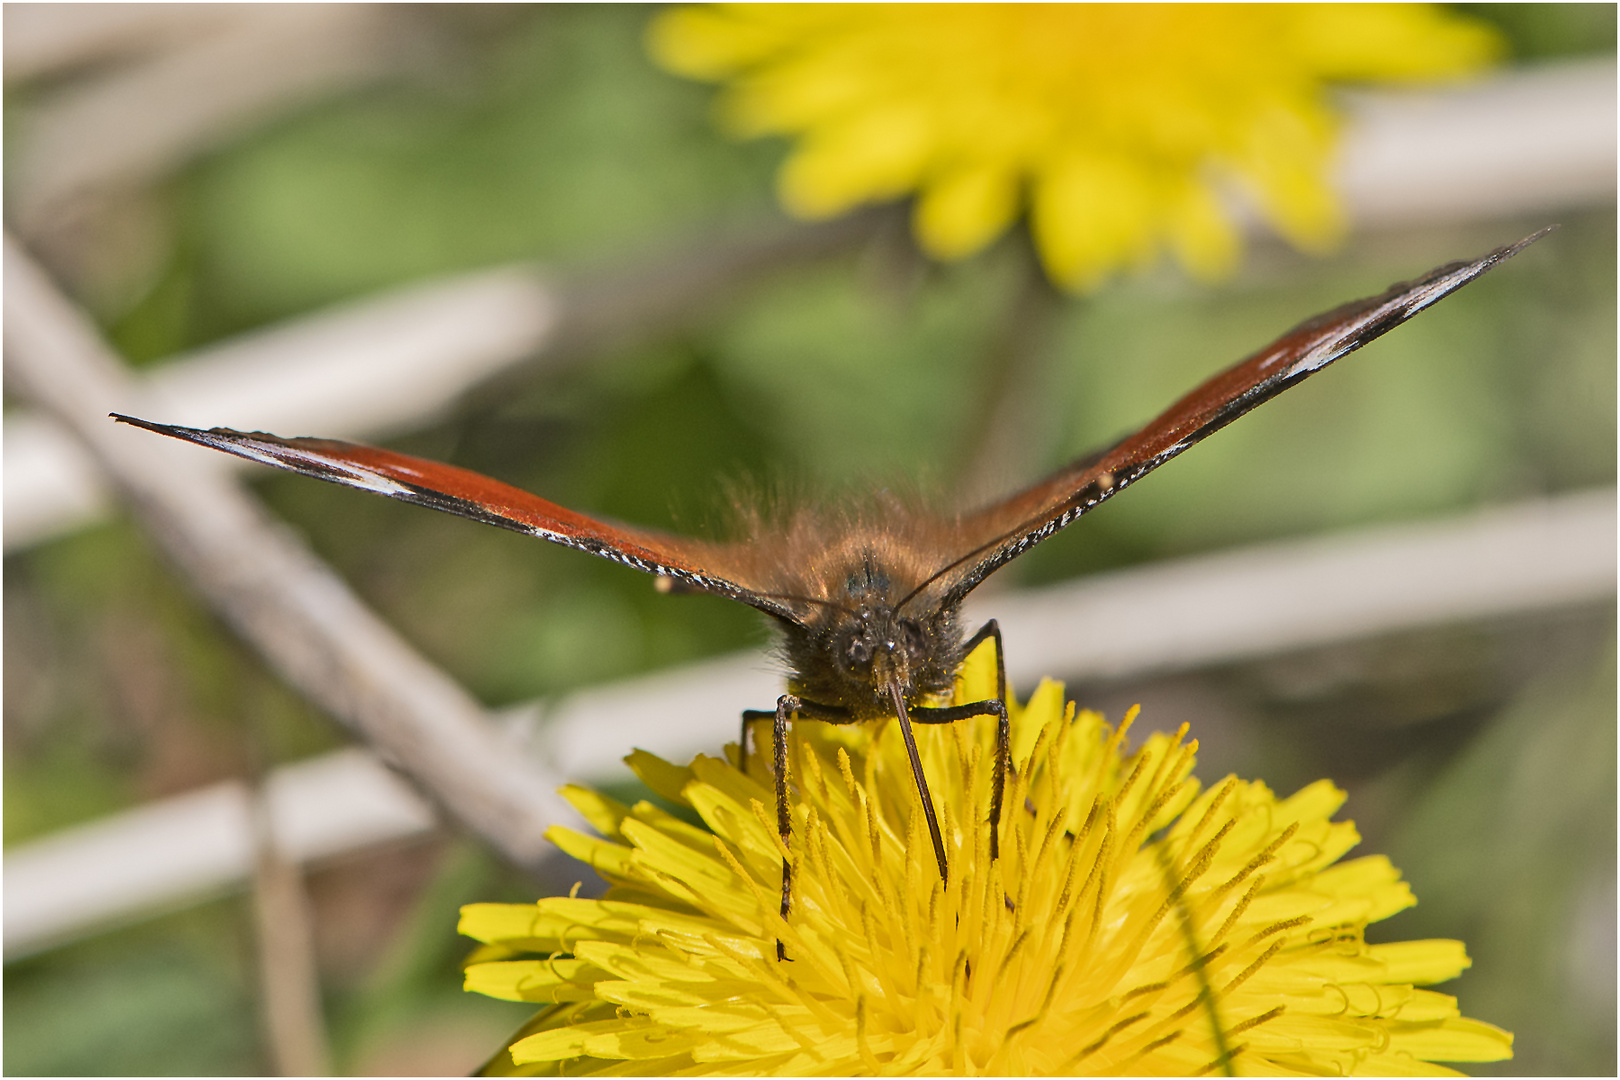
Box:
4;5;1614;1075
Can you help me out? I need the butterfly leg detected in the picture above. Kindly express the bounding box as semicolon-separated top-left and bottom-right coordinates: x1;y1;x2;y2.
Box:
961;618;1008;706
769;695;796;959
912;620;1011;864
762;694;850;961
910;697;1010;864
967;619;1010;859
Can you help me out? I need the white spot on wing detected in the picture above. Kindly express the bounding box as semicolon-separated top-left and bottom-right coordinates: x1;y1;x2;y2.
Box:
324;464;413;496
238;440;412;496
1286;343;1339;379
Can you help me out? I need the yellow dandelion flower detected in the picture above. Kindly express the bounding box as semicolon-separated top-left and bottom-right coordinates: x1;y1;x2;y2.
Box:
649;4;1501;290
462;642;1512;1075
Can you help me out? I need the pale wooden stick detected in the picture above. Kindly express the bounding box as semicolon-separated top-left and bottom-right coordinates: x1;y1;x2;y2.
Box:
3;231;575;872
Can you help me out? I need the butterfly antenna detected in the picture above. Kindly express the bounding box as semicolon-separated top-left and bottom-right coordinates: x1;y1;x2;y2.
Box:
894;532;1012;613
889;682;949;884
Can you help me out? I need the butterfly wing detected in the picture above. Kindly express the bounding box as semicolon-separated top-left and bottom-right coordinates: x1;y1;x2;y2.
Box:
110;416;800;622
914;229;1551;610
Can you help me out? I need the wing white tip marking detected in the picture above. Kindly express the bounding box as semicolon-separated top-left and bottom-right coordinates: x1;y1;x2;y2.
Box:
235;441;413;497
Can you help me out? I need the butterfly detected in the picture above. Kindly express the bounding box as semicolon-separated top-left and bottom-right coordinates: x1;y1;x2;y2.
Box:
115;229;1544;955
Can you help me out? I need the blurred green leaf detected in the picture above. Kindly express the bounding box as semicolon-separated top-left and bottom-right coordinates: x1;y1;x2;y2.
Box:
3;904;260;1076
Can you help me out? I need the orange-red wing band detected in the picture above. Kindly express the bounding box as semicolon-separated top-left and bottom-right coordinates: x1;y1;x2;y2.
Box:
109;415;797;620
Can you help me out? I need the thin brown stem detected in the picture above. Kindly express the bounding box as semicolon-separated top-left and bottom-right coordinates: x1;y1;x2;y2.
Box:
250;788;331;1077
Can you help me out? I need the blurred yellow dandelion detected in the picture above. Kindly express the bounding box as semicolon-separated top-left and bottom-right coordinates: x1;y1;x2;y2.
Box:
649;4;1501;290
462;642;1512;1075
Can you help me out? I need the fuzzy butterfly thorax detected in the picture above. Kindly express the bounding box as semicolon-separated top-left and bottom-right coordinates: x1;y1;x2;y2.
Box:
689;495;982;717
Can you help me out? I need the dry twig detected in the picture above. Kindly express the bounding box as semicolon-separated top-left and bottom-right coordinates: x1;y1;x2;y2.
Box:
4;232;573;872
251;786;331;1077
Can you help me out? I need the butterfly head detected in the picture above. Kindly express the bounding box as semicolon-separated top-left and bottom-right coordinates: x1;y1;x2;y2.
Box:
776;559;966;718
838;603;928;693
